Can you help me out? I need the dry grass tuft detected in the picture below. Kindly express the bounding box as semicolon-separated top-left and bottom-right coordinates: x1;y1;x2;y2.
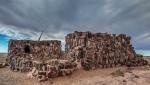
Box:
111;69;124;77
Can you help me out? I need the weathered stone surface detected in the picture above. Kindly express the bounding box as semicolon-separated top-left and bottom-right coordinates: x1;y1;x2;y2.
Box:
65;31;148;70
7;40;62;72
6;31;148;81
0;63;6;68
28;59;77;81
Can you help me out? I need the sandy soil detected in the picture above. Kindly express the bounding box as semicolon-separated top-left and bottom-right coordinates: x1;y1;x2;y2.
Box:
0;67;117;85
0;56;6;63
0;66;150;85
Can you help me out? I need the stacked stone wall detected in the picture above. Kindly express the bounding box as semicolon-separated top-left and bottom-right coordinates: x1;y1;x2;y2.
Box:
7;40;62;71
65;31;148;70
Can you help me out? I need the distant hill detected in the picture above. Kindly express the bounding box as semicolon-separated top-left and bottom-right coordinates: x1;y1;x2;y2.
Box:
0;53;7;57
145;56;150;57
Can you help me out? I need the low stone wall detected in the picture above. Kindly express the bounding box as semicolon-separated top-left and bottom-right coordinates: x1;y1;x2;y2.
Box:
28;59;77;81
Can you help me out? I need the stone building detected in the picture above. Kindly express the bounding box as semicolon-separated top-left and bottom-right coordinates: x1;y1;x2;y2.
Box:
6;31;148;72
65;31;147;70
7;40;62;64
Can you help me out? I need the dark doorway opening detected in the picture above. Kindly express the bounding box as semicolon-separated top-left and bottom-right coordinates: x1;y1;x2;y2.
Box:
24;45;31;53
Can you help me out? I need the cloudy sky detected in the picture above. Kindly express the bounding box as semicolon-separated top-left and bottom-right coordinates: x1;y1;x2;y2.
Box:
0;0;150;55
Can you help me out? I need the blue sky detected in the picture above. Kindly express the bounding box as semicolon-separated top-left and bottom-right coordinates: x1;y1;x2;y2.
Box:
0;34;9;53
0;0;150;55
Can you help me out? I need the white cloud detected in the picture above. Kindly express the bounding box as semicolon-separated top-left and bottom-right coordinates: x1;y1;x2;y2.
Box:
134;33;150;44
0;24;66;49
0;24;39;40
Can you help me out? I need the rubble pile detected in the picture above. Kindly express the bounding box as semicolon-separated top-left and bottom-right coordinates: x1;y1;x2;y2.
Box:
126;54;148;67
28;59;77;81
65;31;148;70
0;63;6;68
7;40;62;72
9;57;33;72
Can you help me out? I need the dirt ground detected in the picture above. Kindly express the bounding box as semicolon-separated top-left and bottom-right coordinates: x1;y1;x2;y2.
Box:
0;66;119;85
0;56;6;63
1;66;150;85
0;56;150;85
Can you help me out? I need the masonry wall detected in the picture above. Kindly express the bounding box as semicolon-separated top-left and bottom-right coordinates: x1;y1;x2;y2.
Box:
7;40;61;63
65;31;147;70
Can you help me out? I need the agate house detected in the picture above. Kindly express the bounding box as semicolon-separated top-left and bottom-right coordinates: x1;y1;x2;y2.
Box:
7;40;62;63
